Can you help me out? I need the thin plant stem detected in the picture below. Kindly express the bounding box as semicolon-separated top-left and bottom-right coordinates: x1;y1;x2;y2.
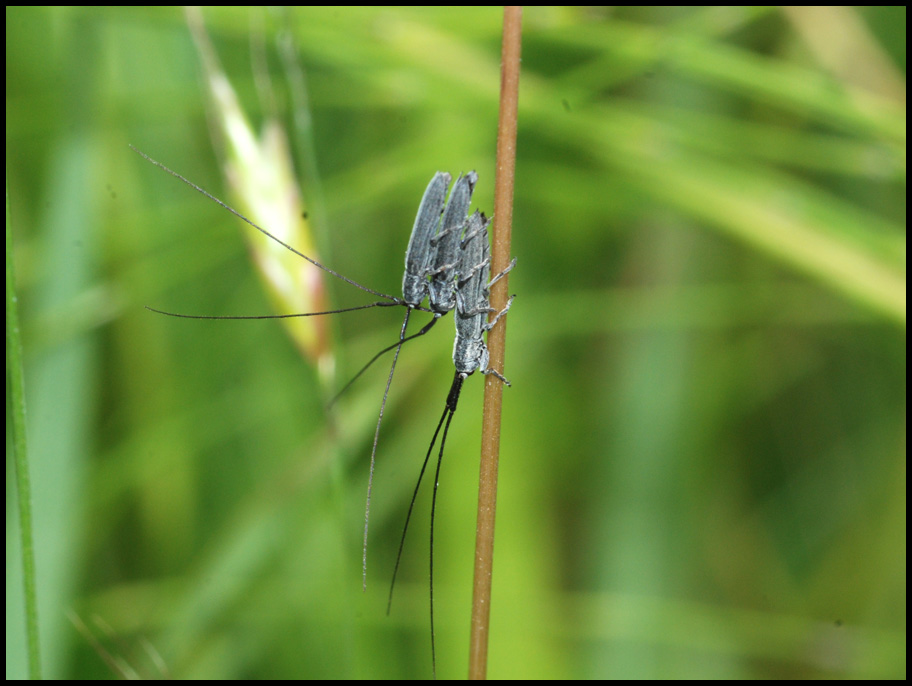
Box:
469;6;521;680
7;179;43;679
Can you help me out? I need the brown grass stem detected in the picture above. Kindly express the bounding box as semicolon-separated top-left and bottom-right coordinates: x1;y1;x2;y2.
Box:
468;6;522;680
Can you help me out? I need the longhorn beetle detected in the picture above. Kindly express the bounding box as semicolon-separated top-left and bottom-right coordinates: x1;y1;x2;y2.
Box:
386;210;515;677
132;146;480;587
134;148;515;676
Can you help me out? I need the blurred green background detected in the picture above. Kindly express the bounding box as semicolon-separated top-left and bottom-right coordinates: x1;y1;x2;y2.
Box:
6;6;905;679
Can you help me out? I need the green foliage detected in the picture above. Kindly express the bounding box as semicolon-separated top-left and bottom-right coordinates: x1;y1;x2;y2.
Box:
6;6;905;679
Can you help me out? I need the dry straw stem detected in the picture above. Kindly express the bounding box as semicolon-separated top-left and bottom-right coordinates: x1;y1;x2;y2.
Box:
469;6;521;681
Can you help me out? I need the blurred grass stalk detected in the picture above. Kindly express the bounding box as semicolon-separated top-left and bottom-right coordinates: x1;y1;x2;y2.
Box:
8;177;43;679
185;6;335;389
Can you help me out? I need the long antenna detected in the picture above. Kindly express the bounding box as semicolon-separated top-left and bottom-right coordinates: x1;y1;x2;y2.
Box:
145;300;405;321
362;308;411;590
130;145;419;305
386;372;463;680
387;371;464;615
